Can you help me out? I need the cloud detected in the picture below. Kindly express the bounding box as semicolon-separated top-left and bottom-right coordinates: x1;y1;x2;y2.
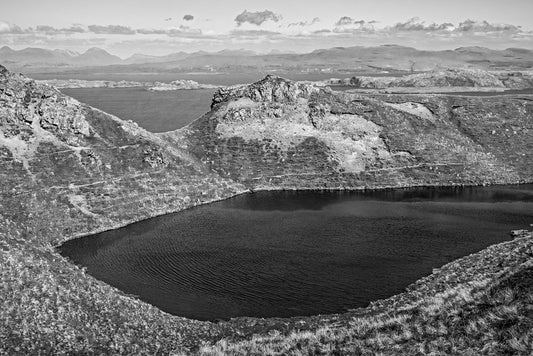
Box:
183;14;194;21
174;25;202;35
164;17;172;21
88;25;136;35
0;21;26;34
332;18;377;34
234;10;282;26
391;18;454;32
60;25;86;34
33;25;86;34
136;25;202;37
289;17;320;27
313;29;332;34
335;17;355;26
389;18;523;34
230;29;281;37
136;28;168;35
457;19;521;33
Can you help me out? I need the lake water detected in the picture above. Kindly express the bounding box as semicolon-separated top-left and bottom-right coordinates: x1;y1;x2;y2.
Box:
59;185;533;321
62;88;214;133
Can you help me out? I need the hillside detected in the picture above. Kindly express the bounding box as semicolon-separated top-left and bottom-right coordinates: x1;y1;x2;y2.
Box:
1;66;532;354
0;64;244;243
164;75;532;190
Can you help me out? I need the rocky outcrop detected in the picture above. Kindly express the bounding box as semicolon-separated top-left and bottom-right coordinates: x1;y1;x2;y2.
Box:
167;75;532;190
211;74;318;108
37;79;147;89
147;79;220;91
38;78;221;90
331;68;533;90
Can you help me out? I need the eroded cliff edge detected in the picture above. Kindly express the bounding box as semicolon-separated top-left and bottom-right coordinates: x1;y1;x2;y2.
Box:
1;66;533;354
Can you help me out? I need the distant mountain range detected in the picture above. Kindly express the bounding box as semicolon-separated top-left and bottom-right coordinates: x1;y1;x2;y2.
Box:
1;45;533;74
0;46;122;67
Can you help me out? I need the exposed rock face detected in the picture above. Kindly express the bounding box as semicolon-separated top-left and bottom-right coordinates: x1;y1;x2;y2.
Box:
212;74;318;108
166;75;532;190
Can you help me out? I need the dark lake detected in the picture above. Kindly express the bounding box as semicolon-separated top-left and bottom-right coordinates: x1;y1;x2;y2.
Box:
59;185;533;321
61;88;214;133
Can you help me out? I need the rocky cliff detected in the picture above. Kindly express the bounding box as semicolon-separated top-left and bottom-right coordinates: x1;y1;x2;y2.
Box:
1;66;533;354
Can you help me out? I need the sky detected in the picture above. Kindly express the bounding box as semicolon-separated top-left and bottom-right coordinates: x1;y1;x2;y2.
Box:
1;0;533;57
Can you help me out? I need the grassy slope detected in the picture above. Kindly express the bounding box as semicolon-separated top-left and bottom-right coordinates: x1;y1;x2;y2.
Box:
1;67;532;354
201;234;533;355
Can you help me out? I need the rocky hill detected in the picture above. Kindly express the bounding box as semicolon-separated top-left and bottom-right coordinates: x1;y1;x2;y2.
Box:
1;66;533;354
36;78;221;90
164;75;532;190
330;68;533;90
0;64;243;244
147;79;220;91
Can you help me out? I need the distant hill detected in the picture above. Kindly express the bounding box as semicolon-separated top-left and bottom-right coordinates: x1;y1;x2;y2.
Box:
71;47;122;66
0;46;121;68
123;51;192;65
0;46;74;66
2;45;533;74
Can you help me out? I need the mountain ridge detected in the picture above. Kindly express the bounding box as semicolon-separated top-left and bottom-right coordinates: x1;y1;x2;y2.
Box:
3;44;533;73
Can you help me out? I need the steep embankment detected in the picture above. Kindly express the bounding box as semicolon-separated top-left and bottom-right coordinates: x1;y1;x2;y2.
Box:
1;67;533;354
164;75;532;190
